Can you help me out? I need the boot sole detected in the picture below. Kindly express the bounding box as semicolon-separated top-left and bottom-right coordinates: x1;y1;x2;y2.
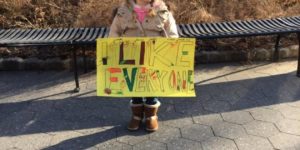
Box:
127;127;139;131
146;127;158;132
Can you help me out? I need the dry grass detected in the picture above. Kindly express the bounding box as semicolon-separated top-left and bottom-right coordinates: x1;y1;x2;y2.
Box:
0;0;80;28
76;0;300;26
1;0;299;28
75;0;122;27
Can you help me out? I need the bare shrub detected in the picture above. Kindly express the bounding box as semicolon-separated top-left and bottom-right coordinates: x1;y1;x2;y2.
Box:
75;0;122;27
1;0;299;28
0;0;79;28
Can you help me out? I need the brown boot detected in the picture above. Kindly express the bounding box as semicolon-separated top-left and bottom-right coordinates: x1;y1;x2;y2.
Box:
144;101;161;132
127;101;144;131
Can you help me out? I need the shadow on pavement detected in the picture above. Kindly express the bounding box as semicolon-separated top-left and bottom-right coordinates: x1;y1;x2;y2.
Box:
0;69;300;149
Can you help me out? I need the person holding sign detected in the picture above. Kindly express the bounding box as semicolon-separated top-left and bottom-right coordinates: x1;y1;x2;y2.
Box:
109;0;179;131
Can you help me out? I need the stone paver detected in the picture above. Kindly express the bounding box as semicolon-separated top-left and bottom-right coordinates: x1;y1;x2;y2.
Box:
193;114;223;126
211;90;241;105
149;125;181;143
203;100;231;113
181;124;214;142
225;72;252;81
0;133;52;150
48;131;85;147
133;140;166;150
160;112;194;128
45;127;118;150
269;133;300;150
288;101;300;108
221;111;254;125
202;137;238;150
247;108;284;123
243;120;279;138
212;122;247;139
17;133;53;149
167;138;203;150
174;100;208;115
276;119;300;136
116;128;149;146
97;142;133;150
235;135;274;150
1;61;300;149
0;137;17;150
270;104;300;121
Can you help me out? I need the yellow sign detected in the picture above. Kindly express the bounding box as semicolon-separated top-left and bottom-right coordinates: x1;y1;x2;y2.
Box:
96;38;196;97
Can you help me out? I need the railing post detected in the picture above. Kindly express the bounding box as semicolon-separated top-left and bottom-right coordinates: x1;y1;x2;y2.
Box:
83;47;87;73
72;48;80;92
297;33;300;77
273;34;281;62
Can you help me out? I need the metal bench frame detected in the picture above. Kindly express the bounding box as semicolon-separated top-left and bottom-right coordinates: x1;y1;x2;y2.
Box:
0;28;108;92
0;16;299;92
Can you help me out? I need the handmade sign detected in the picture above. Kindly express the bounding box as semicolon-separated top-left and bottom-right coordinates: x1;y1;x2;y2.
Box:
96;37;196;97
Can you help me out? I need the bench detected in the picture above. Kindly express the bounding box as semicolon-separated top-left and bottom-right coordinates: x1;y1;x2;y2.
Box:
0;28;108;92
0;16;299;92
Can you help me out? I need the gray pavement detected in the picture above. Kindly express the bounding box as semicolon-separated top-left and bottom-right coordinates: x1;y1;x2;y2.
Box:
1;60;300;150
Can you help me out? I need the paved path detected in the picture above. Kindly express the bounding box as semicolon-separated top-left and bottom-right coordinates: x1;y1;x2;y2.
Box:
1;60;300;150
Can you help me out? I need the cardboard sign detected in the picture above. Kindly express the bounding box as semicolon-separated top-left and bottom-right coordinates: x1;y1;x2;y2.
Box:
96;37;196;97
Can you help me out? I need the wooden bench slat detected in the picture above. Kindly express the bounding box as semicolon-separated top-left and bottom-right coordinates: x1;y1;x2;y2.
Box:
42;29;58;41
0;16;299;46
36;29;52;42
13;29;33;41
60;28;74;41
0;29;16;40
88;28;100;42
67;28;80;41
2;29;23;42
49;28;64;41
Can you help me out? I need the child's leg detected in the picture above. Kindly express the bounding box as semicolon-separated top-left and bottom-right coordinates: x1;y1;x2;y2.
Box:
145;97;158;105
131;97;144;104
